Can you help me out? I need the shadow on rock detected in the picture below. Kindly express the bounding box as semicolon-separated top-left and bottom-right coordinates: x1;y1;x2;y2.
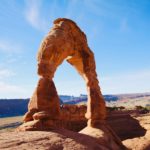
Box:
144;144;150;150
107;114;146;140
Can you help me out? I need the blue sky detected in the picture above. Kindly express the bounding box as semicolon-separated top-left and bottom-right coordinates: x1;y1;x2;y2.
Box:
0;0;150;98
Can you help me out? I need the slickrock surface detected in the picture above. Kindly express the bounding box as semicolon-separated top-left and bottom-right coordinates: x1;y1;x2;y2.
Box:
123;114;150;150
1;114;150;150
107;113;146;140
0;127;126;150
0;130;103;150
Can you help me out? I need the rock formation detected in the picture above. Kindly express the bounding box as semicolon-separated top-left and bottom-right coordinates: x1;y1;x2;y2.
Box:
19;18;106;130
17;18;127;149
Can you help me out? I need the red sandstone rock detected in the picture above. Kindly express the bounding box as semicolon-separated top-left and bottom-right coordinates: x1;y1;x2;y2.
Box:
79;125;126;150
17;17;127;149
21;18;106;130
0;129;126;150
123;114;150;150
28;78;60;119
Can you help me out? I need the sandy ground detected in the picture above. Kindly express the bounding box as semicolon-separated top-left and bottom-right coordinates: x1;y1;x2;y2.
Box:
123;114;150;150
0;116;23;132
0;116;22;126
107;96;150;109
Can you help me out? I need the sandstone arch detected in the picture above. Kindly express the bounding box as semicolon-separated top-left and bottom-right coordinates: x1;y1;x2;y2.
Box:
23;18;106;129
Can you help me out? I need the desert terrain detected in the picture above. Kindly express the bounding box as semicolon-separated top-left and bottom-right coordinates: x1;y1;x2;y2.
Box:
0;92;150;150
0;111;150;150
107;93;150;109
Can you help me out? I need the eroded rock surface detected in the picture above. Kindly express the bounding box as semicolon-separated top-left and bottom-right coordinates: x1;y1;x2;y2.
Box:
123;114;150;150
17;18;127;149
20;18;106;130
0;128;126;150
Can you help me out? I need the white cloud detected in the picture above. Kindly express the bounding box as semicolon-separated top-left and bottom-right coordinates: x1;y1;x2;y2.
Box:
55;79;86;96
0;69;15;79
83;0;117;19
0;81;23;93
0;81;27;98
0;69;28;98
6;58;17;64
65;0;79;18
24;0;48;32
55;69;150;96
0;39;21;53
100;69;150;94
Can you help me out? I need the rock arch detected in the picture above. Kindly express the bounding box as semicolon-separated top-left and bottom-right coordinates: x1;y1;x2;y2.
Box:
23;18;106;129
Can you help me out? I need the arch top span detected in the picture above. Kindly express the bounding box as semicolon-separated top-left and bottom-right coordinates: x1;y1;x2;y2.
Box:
23;18;106;129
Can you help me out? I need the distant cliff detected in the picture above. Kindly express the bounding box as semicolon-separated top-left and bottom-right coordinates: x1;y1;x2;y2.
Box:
0;99;29;118
2;93;149;118
0;95;118;118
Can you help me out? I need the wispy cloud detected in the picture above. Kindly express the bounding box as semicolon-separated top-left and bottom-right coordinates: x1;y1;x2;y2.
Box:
0;68;27;98
83;0;136;19
65;0;79;18
0;69;15;79
83;0;118;19
24;0;48;32
0;39;22;53
0;81;23;93
55;69;150;96
55;79;86;96
100;69;150;94
0;81;27;98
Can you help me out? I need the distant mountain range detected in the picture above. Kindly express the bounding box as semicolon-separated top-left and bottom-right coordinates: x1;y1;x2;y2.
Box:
0;99;29;118
0;93;150;118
